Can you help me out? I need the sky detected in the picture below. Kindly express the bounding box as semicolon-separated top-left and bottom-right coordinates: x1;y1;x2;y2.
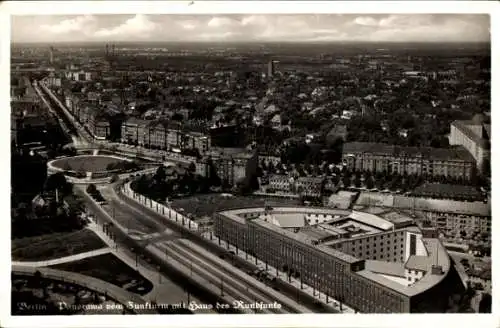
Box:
11;14;490;43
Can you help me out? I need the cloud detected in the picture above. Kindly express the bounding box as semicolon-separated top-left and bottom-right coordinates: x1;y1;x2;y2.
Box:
12;14;490;43
177;20;198;30
354;16;379;26
207;17;236;28
94;14;157;38
40;15;95;34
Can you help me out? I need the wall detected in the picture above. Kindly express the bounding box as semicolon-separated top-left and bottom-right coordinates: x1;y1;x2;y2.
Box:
338;230;407;263
213;212;410;313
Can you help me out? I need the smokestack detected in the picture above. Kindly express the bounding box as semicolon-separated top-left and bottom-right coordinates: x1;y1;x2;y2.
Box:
106;44;109;56
112;44;116;56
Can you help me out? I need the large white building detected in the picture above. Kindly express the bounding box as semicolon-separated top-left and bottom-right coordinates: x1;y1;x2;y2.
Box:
449;114;490;173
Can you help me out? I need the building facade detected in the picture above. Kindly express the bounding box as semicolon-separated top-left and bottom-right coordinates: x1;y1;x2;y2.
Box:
120;118;211;153
207;148;258;186
342;142;475;180
449;114;490;173
213;207;462;313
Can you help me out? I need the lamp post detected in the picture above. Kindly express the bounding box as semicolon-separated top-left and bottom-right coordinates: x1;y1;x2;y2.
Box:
131;248;138;269
220;277;224;297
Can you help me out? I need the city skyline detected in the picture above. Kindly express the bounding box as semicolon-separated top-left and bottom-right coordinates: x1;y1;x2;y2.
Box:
12;14;490;43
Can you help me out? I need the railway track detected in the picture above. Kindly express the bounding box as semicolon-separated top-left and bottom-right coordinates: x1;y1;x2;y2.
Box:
161;240;288;314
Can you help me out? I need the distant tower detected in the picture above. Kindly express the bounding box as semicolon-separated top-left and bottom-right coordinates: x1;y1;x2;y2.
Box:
49;46;54;64
112;44;116;56
105;44;109;56
267;60;275;79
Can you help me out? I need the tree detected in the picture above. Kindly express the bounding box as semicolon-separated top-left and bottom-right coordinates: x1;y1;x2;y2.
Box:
86;184;97;195
110;174;119;183
342;175;351;188
260;159;268;171
366;176;375;190
154;165;167;183
188;162;196;175
267;161;276;174
479;293;492;313
45;172;68;192
354;176;362;188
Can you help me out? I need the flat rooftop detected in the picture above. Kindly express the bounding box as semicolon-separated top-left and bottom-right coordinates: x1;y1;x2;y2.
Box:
343;142;475;162
217;206;451;297
253;217;361;265
358;237;450;297
380;211;414;226
356;192;491;217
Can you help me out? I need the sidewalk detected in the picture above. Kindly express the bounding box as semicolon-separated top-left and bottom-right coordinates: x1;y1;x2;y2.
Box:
123;187;355;313
87;219;214;313
206;235;354;313
11;247;112;267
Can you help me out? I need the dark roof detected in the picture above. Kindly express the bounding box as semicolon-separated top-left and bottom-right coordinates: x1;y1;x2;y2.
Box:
327;124;348;139
412;183;482;199
343;142;475;162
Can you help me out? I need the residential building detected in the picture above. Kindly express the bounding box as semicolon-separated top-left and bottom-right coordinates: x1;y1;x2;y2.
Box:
267;174;294;193
342;142;475;180
259;154;281;167
88;116;110;140
326;124;348;144
121;117;148;145
449;114;490;172
270;114;291;132
295;177;325;198
182;132;211;153
208;147;258;186
356;193;491;240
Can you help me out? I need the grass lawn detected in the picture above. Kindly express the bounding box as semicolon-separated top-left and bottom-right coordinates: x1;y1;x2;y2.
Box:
51;253;153;295
12;229;106;262
171;193;302;218
51;155;126;173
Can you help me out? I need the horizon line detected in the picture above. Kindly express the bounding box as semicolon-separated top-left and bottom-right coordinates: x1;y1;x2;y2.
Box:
11;40;491;45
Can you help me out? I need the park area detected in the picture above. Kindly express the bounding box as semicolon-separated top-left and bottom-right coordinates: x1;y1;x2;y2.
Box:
170;193;301;218
50;155;128;173
51;253;153;296
11;229;106;261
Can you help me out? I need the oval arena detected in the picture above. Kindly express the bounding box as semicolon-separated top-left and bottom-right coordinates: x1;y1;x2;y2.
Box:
213;206;464;313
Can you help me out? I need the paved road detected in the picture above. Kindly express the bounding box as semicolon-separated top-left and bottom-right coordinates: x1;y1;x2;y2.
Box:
86;182;313;313
97;186;160;235
12;247;112;268
86;222;212;312
118;183;333;313
77;187;239;313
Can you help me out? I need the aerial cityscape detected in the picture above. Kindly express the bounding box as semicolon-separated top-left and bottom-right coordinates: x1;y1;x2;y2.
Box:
10;13;491;316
